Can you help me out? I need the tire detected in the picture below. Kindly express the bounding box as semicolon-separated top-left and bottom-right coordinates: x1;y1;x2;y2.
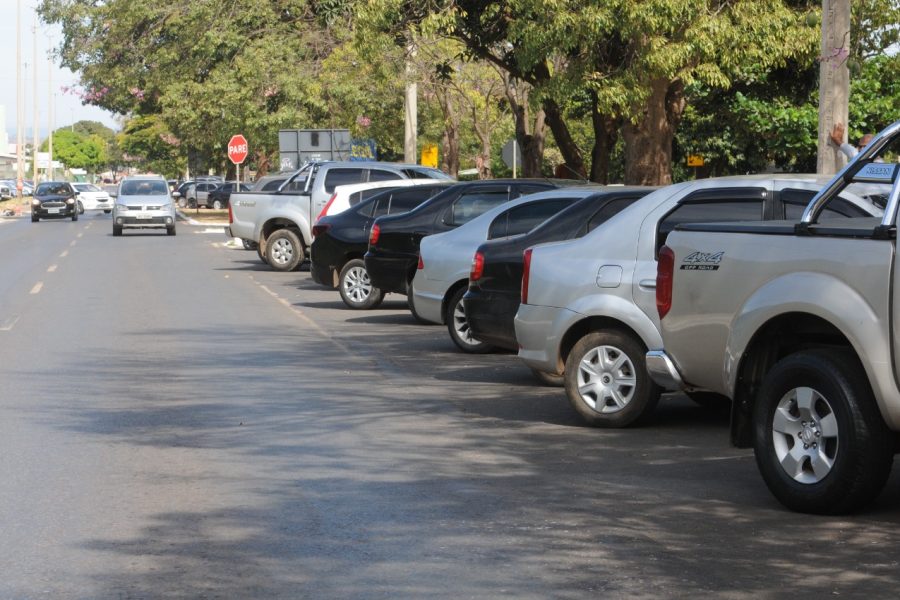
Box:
242;239;258;251
212;199;224;210
71;211;78;222
338;259;385;309
753;349;893;514
167;226;176;236
564;330;661;427
77;201;84;214
257;243;268;264
445;286;494;353
188;198;197;209
177;198;186;208
112;224;123;236
265;229;304;272
31;215;38;223
531;368;565;387
103;209;111;214
686;391;731;411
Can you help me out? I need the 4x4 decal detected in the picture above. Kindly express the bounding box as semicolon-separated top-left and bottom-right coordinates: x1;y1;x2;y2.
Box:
680;251;724;271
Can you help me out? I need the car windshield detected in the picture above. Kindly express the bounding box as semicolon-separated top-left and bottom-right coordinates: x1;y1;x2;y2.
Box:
36;183;70;195
121;180;168;196
74;184;101;192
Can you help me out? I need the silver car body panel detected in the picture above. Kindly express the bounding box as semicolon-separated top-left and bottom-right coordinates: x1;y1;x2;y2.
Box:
411;188;605;325
514;175;867;382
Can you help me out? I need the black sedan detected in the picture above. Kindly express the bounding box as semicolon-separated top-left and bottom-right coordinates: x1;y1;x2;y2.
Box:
464;187;654;360
311;183;453;309
364;180;562;309
206;181;250;210
32;181;79;222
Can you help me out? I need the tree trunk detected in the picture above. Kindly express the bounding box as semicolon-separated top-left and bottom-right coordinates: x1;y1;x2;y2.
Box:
543;98;586;179
622;78;686;185
504;76;545;177
436;90;461;177
590;92;618;184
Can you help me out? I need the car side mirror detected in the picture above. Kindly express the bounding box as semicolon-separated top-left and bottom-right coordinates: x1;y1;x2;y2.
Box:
110;191;118;198
172;192;181;199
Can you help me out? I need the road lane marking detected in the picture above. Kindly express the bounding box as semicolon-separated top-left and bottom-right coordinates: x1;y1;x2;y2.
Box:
30;282;43;295
0;316;19;331
69;240;77;247
256;281;353;356
59;250;68;258
77;232;83;238
47;264;58;273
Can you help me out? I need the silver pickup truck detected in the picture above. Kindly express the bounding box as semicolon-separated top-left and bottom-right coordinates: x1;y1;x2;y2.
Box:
648;120;900;514
228;161;450;271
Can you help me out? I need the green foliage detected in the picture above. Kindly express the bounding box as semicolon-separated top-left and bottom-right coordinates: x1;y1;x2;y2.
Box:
118;115;187;178
40;129;108;173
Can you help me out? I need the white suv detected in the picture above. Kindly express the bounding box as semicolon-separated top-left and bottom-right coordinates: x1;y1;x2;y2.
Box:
112;175;177;236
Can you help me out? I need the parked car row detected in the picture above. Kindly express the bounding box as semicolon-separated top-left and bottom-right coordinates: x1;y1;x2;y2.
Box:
225;152;896;516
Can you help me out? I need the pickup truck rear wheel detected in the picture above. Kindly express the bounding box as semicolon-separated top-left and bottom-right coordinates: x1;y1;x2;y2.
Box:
265;229;304;272
753;350;893;514
564;330;660;427
339;259;384;309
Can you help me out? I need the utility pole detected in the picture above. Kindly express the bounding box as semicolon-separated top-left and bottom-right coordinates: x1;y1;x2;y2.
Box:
32;13;38;185
816;0;851;175
48;50;54;181
403;40;417;164
16;0;24;200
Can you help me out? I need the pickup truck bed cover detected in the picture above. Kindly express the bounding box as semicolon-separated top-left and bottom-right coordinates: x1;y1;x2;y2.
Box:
676;216;891;238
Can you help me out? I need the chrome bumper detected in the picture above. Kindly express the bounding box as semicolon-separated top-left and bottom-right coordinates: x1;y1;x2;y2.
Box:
646;350;684;390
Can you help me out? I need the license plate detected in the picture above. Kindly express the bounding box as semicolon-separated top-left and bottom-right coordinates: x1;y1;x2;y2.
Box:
136;214;152;219
48;208;60;214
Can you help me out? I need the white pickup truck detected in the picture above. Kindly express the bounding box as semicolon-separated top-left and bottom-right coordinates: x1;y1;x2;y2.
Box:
228;161;450;271
648;120;900;514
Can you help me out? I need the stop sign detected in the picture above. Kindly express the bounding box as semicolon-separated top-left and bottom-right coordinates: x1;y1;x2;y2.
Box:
227;134;249;165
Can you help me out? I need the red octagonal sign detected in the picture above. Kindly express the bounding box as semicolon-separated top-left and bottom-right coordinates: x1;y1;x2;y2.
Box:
227;134;249;165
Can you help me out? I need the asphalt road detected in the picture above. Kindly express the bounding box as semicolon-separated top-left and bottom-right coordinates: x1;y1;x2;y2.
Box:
2;212;899;599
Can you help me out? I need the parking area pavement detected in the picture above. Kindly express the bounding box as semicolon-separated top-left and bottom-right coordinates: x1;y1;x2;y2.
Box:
217;244;900;598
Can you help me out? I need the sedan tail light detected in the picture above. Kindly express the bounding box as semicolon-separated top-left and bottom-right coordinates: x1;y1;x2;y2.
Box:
228;202;233;224
417;255;424;270
312;223;330;238
317;193;338;223
369;223;381;246
470;251;484;281
656;245;675;319
521;248;533;305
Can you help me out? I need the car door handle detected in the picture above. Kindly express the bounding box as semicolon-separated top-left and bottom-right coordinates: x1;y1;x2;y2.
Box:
639;278;657;289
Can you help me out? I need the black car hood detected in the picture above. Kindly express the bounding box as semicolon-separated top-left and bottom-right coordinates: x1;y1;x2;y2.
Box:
36;194;71;202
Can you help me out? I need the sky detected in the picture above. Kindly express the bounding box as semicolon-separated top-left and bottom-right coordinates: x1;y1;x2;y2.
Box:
0;0;119;143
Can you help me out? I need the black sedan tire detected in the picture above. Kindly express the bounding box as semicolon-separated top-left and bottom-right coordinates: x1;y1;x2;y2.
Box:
339;259;385;309
753;349;893;514
445;287;494;353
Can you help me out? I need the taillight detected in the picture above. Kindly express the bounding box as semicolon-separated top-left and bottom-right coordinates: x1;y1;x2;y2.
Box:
470;251;484;281
317;193;338;223
312;223;330;238
228;203;233;224
369;223;381;245
521;248;533;304
417;255;424;270
657;245;675;319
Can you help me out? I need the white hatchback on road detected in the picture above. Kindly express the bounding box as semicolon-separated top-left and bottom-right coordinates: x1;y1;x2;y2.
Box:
73;183;113;214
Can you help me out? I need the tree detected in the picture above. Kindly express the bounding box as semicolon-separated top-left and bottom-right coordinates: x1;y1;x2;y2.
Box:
118;115;186;177
41;129;107;173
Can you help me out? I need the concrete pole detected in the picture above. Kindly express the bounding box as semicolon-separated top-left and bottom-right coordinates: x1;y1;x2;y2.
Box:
816;0;851;175
16;0;24;200
32;14;38;185
48;52;53;181
403;41;418;164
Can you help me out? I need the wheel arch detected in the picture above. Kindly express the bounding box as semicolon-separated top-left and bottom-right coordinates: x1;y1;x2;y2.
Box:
730;312;856;448
441;279;470;321
559;316;651;376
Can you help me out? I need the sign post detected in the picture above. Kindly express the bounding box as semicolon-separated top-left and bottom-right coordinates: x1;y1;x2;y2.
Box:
227;134;249;184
